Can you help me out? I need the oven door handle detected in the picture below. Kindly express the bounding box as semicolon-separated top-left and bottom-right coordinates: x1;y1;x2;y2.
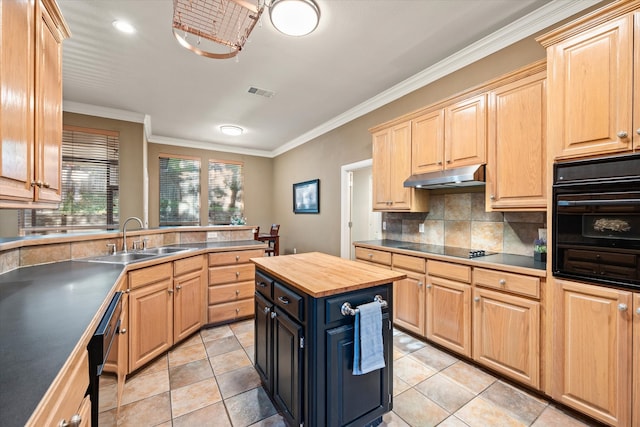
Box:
558;199;640;207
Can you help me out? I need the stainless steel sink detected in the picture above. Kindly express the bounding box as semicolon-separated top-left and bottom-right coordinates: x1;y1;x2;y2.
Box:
79;246;192;265
139;247;189;255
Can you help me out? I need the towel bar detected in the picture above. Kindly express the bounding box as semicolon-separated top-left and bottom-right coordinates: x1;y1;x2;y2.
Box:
341;295;388;316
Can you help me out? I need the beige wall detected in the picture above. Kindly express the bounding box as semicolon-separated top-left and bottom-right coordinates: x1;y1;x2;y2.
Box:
147;143;274;230
272;37;546;256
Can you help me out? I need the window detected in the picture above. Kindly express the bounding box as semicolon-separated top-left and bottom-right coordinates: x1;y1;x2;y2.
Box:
208;159;244;225
19;126;119;234
159;155;201;226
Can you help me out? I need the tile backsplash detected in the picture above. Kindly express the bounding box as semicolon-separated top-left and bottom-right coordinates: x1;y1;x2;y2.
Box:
382;192;546;256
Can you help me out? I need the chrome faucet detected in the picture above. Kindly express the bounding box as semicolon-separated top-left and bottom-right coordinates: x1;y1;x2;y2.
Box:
122;217;144;252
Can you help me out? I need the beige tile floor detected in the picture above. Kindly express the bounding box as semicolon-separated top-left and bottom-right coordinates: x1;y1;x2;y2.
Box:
98;320;603;427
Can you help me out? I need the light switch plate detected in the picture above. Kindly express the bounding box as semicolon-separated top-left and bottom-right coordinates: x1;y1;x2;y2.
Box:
382;221;386;231
419;223;425;233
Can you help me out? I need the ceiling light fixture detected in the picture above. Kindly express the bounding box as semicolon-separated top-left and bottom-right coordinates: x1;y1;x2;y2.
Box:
269;0;320;36
172;0;264;60
112;20;136;34
220;125;244;136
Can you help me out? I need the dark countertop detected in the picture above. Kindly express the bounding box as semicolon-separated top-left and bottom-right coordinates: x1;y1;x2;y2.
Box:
0;239;265;427
0;261;124;427
355;239;546;274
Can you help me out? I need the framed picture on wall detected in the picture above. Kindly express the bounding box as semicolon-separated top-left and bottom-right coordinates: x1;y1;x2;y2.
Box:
293;179;320;214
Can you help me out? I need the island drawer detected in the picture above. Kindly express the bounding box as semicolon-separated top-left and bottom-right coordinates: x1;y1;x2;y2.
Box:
355;247;392;266
474;268;540;299
274;282;304;322
255;272;273;298
324;286;390;324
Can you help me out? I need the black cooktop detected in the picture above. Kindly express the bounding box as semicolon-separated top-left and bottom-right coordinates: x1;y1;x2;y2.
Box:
395;243;496;258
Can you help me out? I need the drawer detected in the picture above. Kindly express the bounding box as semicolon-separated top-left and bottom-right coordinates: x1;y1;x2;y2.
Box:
354;247;392;266
255;271;273;298
209;264;255;285
324;286;390;324
474;268;540;299
209;281;255;304
129;262;172;289
274;282;304;322
208;299;254;324
209;249;265;266
393;253;426;273
33;349;89;426
174;255;203;276
427;260;471;283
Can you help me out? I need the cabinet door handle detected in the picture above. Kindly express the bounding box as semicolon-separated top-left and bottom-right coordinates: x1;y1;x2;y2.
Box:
417;281;423;287
617;131;628;139
636;128;640;136
474;297;480;302
426;284;432;289
58;414;82;427
176;285;182;291
490;194;495;200
618;303;628;312
167;289;174;294
499;279;506;286
278;296;290;305
270;311;277;319
120;328;127;334
42;182;50;188
636;307;640;315
263;306;271;314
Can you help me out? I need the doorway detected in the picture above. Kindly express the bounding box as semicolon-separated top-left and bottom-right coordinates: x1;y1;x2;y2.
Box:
340;159;382;259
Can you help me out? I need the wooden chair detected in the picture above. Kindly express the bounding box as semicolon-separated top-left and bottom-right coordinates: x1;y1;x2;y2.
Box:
260;224;280;256
253;226;260;240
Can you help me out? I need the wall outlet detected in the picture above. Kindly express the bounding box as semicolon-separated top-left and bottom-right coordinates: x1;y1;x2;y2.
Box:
382;221;386;231
206;232;218;240
293;247;297;254
419;223;425;233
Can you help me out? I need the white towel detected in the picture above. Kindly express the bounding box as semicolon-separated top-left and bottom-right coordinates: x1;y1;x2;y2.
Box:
353;301;386;375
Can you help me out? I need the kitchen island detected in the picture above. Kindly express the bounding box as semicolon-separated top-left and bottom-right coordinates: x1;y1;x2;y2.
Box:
251;252;405;427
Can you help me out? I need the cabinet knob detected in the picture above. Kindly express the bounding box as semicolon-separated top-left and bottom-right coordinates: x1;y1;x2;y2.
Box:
236;255;240;261
426;284;432;289
490;194;495;200
636;307;640;315
176;285;182;291
30;180;37;188
167;289;174;294
474;297;480;302
499;279;506;286
236;308;240;313
236;271;240;277
617;131;628;139
270;311;277;319
58;414;82;427
120;328;127;334
235;289;240;295
437;161;442;165
263;306;271;314
42;182;50;188
636;128;640;136
446;159;452;164
368;253;373;259
618;303;628;312
417;281;423;287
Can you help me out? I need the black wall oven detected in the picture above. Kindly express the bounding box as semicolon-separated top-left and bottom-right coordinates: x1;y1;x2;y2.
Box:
552;153;640;290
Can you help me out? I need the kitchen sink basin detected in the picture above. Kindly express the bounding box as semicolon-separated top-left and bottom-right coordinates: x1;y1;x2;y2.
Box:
79;247;192;265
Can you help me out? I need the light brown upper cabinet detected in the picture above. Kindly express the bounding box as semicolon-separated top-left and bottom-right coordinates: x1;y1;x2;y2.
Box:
538;1;640;160
486;65;547;211
371;121;429;212
0;0;69;208
412;94;487;175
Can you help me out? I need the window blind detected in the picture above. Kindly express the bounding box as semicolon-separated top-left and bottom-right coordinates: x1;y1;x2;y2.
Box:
208;159;244;225
159;156;201;226
20;126;120;233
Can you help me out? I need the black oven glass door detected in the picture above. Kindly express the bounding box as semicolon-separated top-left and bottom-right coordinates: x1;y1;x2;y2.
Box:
553;190;640;288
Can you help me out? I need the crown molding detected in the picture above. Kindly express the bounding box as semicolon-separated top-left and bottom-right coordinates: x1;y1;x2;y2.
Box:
147;135;274;158
271;0;601;157
63;101;147;124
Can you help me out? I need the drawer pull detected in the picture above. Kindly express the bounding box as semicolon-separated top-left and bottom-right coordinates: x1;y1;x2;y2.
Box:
474;297;480;302
278;296;290;305
256;281;267;287
58;414;82;427
235;289;240;296
499;279;506;286
368;253;373;259
236;271;240;278
341;295;387;316
236;255;240;261
236;308;240;313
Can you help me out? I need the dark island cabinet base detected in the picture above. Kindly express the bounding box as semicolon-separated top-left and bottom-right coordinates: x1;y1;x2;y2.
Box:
254;268;393;427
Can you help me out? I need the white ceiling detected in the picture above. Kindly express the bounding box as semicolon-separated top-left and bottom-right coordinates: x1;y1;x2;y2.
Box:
58;0;600;157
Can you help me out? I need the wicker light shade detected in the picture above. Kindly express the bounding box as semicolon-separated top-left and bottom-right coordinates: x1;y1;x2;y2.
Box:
172;0;264;59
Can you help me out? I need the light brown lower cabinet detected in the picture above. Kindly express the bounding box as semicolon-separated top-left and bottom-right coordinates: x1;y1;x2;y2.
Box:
392;254;426;336
472;287;540;389
634;293;640;427
128;256;205;372
552;279;633;427
426;260;472;357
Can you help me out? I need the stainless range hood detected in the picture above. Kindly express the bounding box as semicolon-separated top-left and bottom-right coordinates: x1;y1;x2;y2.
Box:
403;164;486;189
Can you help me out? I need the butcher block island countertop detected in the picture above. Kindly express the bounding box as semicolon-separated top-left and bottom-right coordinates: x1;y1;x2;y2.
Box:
251;252;406;297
